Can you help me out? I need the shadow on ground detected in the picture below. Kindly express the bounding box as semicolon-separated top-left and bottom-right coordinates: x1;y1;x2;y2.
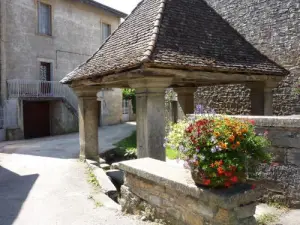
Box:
0;166;38;225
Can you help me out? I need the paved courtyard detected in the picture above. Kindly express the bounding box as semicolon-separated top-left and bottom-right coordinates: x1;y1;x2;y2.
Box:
0;122;155;225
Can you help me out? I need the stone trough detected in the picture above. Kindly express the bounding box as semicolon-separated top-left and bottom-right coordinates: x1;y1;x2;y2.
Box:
119;158;261;225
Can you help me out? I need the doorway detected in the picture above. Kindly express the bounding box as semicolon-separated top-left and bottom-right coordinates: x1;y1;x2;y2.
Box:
23;101;50;139
40;62;51;95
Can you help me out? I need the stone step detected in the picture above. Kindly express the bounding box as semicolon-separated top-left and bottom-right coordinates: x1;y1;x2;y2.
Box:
106;169;124;189
100;163;111;170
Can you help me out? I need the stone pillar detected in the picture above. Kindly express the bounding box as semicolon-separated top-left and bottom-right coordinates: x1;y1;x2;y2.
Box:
264;81;278;116
174;87;197;115
248;82;265;115
247;82;278;116
75;87;100;161
129;78;172;161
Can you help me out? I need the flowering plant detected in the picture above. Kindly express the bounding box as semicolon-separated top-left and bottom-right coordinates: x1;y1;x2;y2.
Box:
166;114;271;188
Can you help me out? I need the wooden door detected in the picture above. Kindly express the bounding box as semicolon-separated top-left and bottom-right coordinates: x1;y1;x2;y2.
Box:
23;101;50;139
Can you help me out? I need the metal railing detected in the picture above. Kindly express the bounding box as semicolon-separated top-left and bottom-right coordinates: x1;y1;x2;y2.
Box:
7;79;78;112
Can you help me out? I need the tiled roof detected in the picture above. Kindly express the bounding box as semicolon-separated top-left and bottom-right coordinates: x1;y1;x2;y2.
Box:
78;0;127;18
61;0;289;84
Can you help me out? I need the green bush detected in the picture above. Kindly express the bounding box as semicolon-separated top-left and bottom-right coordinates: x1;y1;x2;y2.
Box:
122;89;136;114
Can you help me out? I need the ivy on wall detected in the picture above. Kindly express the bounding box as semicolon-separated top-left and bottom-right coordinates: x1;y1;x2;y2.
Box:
122;89;136;114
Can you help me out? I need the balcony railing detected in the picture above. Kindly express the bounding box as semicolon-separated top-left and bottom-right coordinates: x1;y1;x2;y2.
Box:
7;79;78;112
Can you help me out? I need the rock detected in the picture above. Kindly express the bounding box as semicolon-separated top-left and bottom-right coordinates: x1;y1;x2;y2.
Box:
111;162;120;169
100;163;110;170
106;169;124;187
92;167;117;200
99;158;106;164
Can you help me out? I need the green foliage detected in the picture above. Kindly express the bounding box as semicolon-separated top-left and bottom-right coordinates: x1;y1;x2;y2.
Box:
115;130;179;160
86;167;100;188
115;131;137;159
122;88;136;113
257;213;278;225
166;147;179;160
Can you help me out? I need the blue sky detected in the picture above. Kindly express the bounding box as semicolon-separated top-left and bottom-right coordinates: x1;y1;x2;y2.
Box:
96;0;141;14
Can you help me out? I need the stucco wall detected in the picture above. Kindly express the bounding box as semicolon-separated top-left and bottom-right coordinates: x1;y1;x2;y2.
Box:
100;88;122;126
197;0;300;115
1;0;123;138
3;0;120;81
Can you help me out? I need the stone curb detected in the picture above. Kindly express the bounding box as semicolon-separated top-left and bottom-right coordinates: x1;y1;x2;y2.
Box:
85;159;119;209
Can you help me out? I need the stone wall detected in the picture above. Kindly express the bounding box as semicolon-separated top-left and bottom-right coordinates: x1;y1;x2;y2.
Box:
231;115;300;207
196;0;300;115
119;158;260;225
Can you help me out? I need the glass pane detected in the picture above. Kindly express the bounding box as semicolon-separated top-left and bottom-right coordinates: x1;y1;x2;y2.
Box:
38;2;51;35
102;23;111;43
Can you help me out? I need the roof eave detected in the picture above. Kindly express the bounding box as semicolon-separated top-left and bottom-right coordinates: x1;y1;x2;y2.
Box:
78;0;128;18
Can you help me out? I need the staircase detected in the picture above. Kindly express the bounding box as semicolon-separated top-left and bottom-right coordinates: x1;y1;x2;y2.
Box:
7;79;78;115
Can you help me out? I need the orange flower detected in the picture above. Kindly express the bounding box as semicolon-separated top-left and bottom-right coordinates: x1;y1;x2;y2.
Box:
210;163;215;168
214;160;223;167
228;135;235;143
231;144;237;150
236;141;240;146
241;128;248;133
219;142;227;150
214;131;220;137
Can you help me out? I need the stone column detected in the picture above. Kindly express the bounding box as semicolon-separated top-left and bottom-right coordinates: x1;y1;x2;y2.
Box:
75;87;100;161
247;81;278;116
129;78;172;161
174;87;197;115
264;81;278;116
248;82;265;115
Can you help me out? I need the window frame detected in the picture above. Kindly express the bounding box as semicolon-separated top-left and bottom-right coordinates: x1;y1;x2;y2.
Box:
101;22;112;43
37;1;52;36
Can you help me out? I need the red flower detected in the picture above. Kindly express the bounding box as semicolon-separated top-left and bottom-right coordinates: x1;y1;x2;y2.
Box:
203;179;211;186
251;184;256;190
210;163;215;168
217;167;225;175
224;171;233;177
230;176;238;183
249;120;255;125
229;165;237;172
224;181;231;188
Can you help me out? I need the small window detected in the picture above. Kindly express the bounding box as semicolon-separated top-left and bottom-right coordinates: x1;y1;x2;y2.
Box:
38;2;52;36
102;23;111;43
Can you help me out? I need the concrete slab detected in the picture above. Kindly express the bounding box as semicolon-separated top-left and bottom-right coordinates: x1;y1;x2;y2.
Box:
0;122;156;225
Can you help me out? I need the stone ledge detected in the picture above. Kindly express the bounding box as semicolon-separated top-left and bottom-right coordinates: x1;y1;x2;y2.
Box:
119;158;261;209
187;114;300;128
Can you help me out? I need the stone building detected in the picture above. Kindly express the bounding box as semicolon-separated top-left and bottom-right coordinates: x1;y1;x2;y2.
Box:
196;0;299;115
0;0;126;140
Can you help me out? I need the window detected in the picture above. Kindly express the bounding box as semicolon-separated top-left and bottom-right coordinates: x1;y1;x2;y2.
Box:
102;23;111;43
38;2;52;36
40;62;51;81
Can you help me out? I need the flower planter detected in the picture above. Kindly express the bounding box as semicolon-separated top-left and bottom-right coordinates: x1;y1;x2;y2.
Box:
191;168;247;188
165;112;271;189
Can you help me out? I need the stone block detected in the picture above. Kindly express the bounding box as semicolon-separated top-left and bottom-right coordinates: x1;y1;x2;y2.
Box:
286;148;300;166
100;163;110;170
234;203;256;219
119;158;259;225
